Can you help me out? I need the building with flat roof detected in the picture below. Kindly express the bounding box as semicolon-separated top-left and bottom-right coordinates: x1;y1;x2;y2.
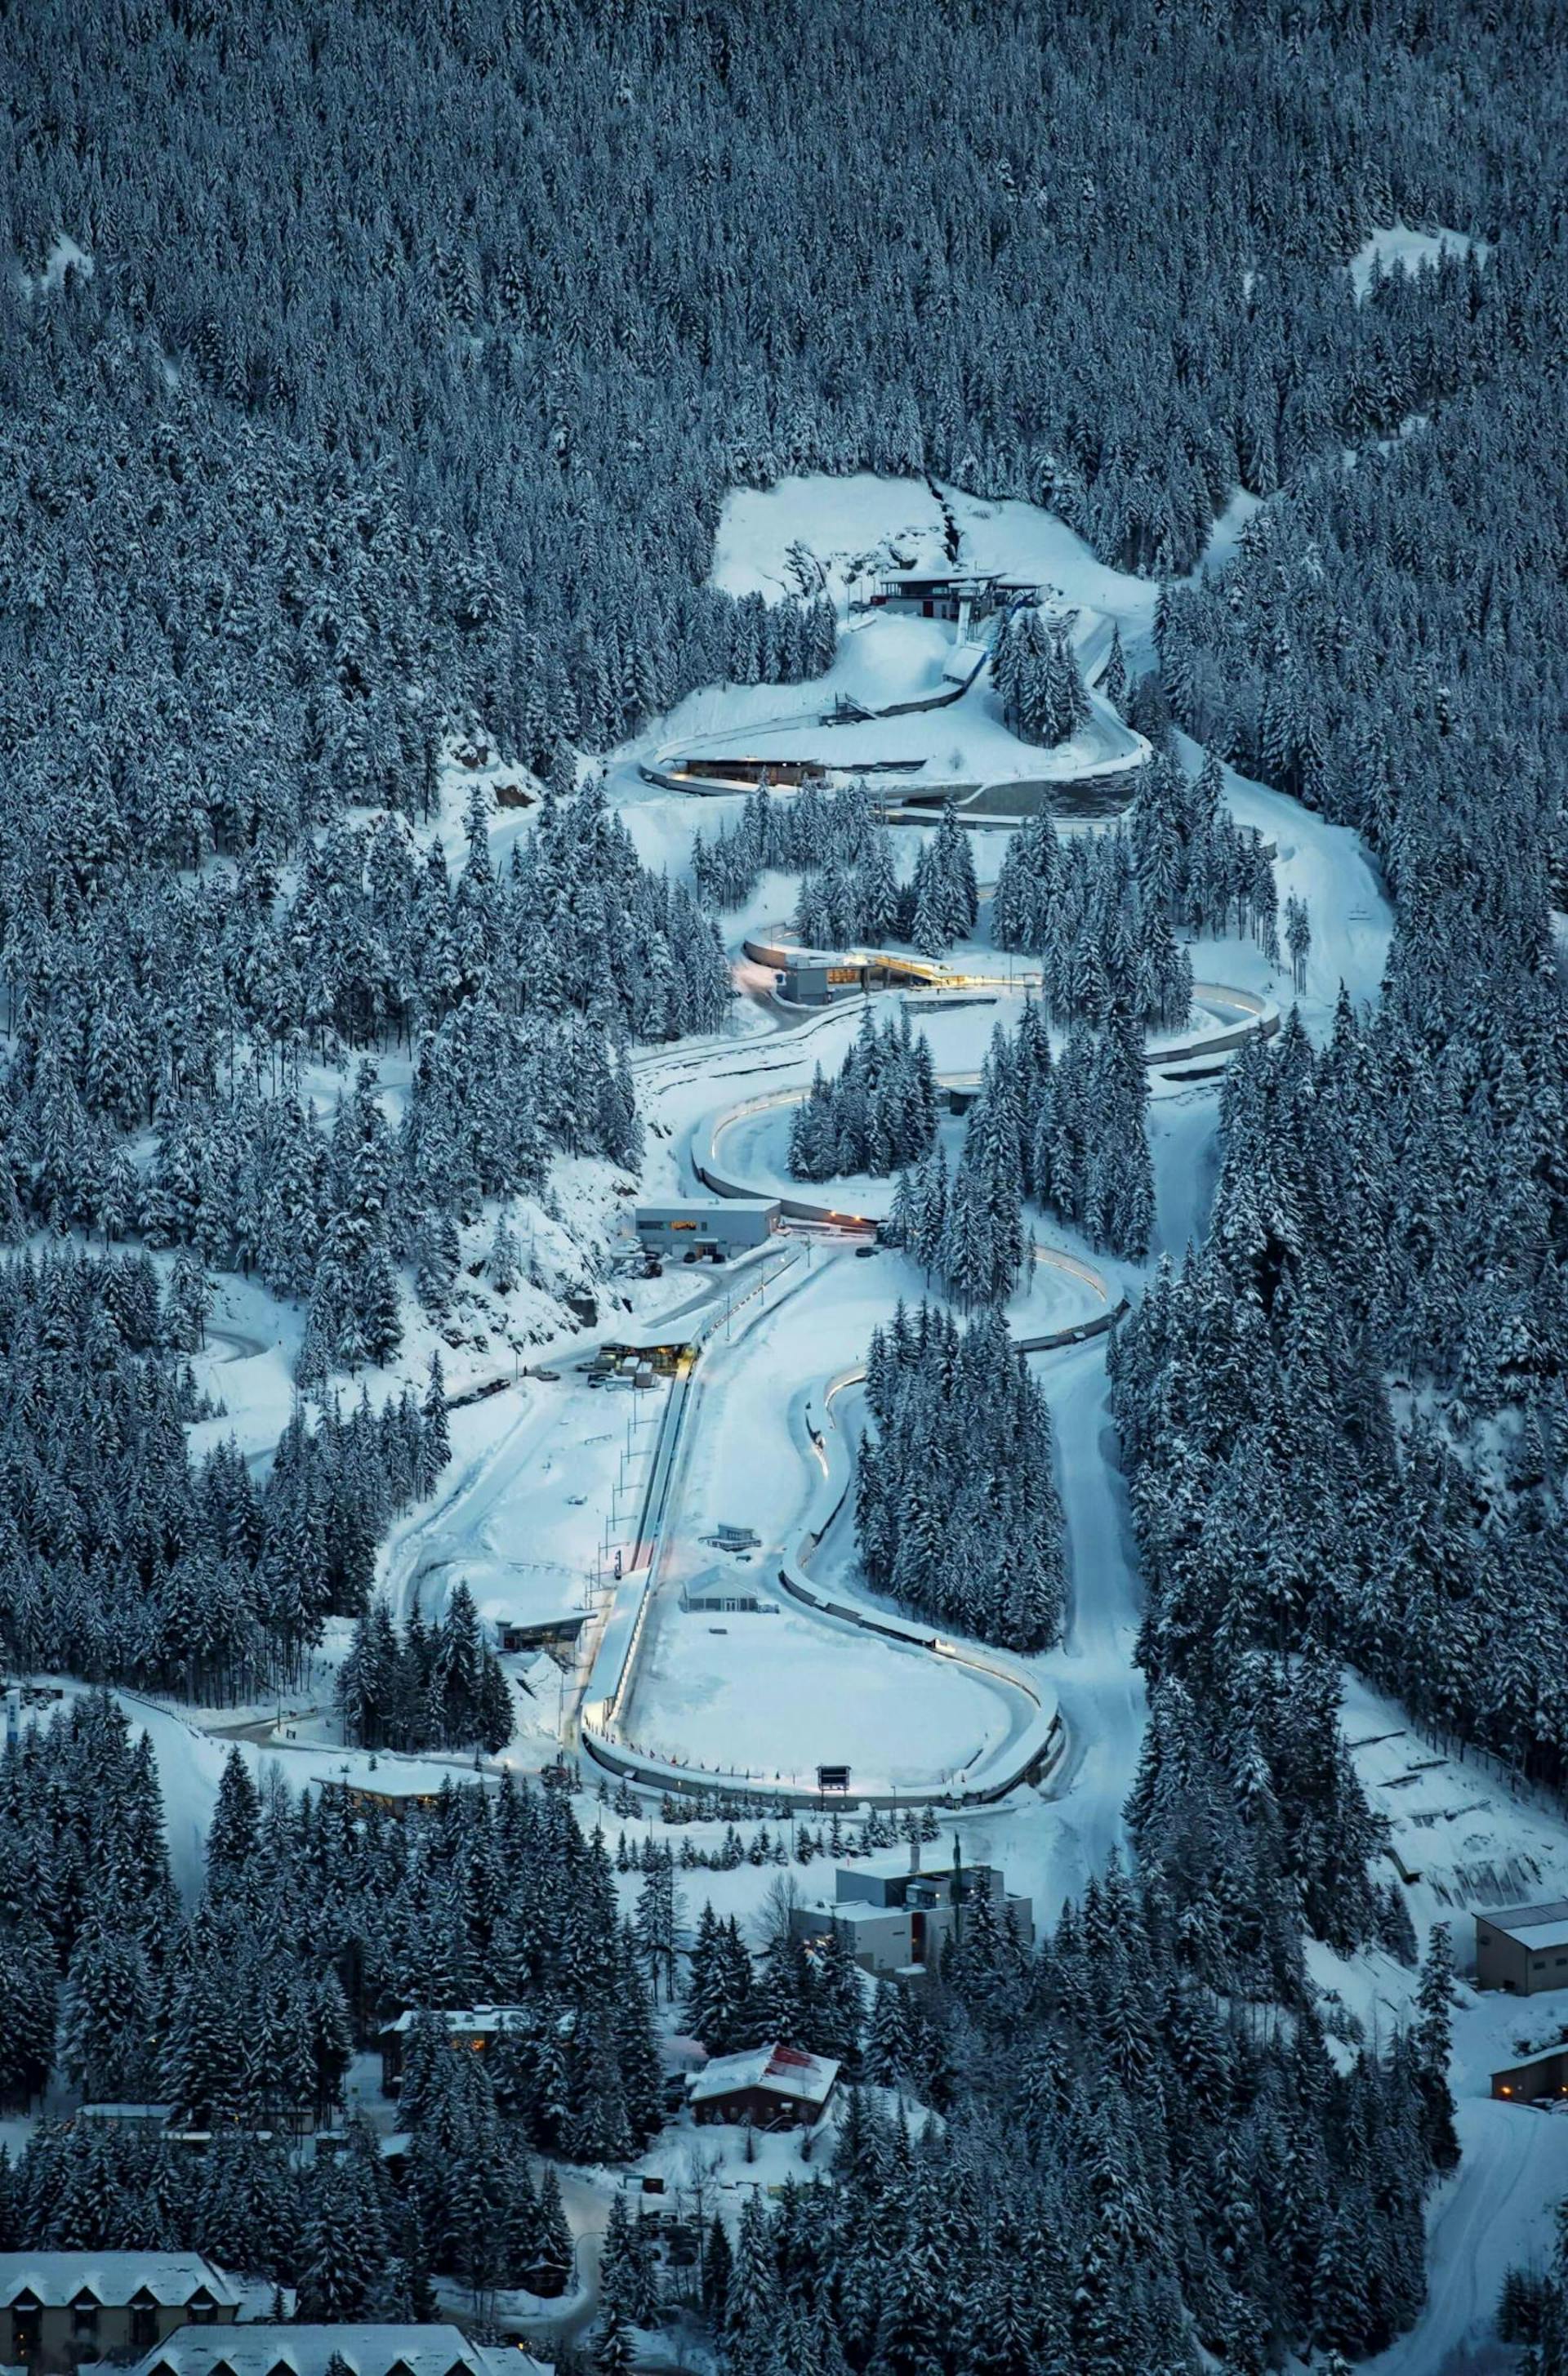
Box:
310;1772;488;1821
769;947;871;1006
791;1848;1033;1978
1476;1902;1568;1995
867;573;1039;625
688;2043;839;2130
634;1200;781;1260
1492;2046;1568;2103
680;1571;779;1614
497;1613;586;1654
76;2104;175;2133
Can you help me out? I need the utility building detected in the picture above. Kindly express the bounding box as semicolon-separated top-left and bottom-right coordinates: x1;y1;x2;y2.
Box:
680;1573;778;1614
791;1848;1033;1978
769;948;871;1006
867;573;1039;628
1475;1901;1568;1995
634;1200;781;1260
1493;2047;1568;2103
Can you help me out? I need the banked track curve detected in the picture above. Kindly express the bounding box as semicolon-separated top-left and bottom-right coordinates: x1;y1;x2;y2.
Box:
579;974;1276;1801
578;1337;1067;1809
690;1085;1129;1350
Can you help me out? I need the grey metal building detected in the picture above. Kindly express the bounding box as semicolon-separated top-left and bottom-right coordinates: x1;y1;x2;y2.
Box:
1476;1901;1568;1995
634;1199;781;1259
791;1849;1033;1977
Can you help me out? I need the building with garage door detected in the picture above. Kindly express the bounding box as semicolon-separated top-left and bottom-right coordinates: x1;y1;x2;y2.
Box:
1475;1901;1568;1994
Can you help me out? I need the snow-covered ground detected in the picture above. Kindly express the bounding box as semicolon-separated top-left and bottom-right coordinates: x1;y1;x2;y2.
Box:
20;230;93;297
381;1370;648;1638
617;1248;1041;1792
160;480;1395;1805
611;471;1152;808
1348;222;1489;301
1199;733;1393;1013
1314;1670;1568;2373
708;1098;966;1217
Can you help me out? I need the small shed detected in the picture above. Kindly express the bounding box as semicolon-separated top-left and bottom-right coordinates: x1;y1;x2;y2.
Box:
680;1573;778;1615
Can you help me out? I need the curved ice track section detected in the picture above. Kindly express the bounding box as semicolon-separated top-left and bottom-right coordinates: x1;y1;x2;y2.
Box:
578;1353;1064;1809
689;1085;1128;1348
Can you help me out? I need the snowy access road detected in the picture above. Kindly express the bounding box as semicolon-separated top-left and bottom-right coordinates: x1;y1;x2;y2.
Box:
1365;2098;1568;2375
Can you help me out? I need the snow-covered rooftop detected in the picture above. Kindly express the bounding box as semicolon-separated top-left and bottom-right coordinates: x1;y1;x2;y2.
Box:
78;2103;175;2121
118;2326;540;2376
0;2255;239;2310
1484;1901;1568;1951
688;2041;840;2106
380;2004;532;2037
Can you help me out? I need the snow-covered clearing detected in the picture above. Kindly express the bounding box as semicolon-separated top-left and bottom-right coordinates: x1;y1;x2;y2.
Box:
381;1370;639;1639
618;1248;1037;1792
610;471;1152;809
19;231;93;296
1290;1670;1568;2372
1349;222;1489;300
708;472;1158;631
1192;733;1394;1014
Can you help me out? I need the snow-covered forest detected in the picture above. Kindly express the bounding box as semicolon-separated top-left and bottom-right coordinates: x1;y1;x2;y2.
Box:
787;1014;938;1184
855;1303;1067;1649
892;1006;1155;1278
2;0;1567;2368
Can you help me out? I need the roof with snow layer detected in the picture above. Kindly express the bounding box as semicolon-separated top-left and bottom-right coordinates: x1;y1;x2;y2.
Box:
117;2325;542;2376
0;2255;240;2310
1484;1899;1568;1950
688;2041;840;2106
